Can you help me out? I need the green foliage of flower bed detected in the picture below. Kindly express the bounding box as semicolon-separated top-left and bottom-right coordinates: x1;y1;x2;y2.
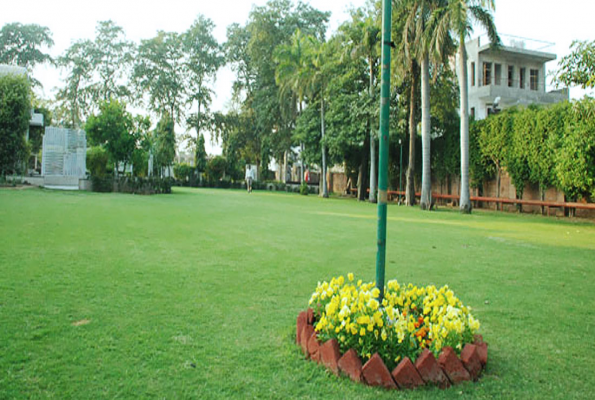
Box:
310;274;480;370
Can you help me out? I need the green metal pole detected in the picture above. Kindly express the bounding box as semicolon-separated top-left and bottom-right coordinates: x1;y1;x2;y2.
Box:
375;0;392;301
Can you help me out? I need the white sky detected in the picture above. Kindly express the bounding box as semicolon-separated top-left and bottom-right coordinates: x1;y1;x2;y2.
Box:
2;0;594;155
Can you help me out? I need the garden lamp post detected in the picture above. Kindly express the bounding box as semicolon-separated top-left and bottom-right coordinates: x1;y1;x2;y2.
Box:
375;0;392;301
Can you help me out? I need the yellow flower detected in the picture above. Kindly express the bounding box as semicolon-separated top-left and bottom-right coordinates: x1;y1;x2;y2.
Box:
360;328;366;336
348;273;354;282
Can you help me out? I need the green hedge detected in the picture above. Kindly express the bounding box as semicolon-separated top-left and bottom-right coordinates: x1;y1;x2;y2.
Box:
470;99;595;201
91;176;173;194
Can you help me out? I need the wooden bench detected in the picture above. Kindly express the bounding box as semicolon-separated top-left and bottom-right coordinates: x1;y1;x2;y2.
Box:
347;187;595;216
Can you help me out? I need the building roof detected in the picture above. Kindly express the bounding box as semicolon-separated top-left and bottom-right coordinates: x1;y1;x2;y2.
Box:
478;43;556;64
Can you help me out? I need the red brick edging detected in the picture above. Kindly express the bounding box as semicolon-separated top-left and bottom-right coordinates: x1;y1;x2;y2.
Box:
297;309;488;390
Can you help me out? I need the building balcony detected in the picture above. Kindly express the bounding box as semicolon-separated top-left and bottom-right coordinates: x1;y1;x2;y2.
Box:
471;82;568;108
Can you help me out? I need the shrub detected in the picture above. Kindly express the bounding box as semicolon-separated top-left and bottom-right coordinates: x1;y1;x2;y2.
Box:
174;163;196;182
90;176;173;194
206;156;227;183
309;274;480;371
300;182;309;195
87;146;109;177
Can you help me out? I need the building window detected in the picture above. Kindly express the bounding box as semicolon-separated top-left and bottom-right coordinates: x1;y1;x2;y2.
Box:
471;62;475;86
495;64;502;85
530;69;539;90
520;67;526;89
470;107;475;118
483;62;492;86
508;66;514;87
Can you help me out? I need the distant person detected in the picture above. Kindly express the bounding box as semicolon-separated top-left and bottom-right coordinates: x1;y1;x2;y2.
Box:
245;165;255;193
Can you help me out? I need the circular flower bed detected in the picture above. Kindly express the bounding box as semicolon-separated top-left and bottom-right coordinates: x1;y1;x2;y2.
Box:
297;274;487;389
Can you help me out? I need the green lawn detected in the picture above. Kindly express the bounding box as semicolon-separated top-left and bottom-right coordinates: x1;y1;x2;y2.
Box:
1;187;594;399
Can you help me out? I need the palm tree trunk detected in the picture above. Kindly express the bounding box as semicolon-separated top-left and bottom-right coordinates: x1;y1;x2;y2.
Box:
406;64;419;206
299;102;304;185
321;98;328;198
420;53;432;210
358;132;370;202
458;41;472;213
283;151;287;183
369;59;377;203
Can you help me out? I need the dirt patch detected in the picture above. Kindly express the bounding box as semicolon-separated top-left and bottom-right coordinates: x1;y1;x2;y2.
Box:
71;319;91;326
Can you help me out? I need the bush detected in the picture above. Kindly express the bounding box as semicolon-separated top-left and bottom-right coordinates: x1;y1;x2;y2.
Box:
174;163;196;182
309;274;480;371
300;182;309;195
91;175;113;192
90;176;173;194
206;156;227;183
87;146;109;177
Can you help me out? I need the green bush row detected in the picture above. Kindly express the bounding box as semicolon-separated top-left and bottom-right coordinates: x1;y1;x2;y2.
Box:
470;99;595;201
91;176;173;194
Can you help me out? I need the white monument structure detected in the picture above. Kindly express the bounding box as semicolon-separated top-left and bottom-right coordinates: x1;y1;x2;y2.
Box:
41;127;87;189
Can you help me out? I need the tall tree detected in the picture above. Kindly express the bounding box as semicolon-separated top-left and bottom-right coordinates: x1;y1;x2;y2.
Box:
183;15;224;143
195;133;208;173
85;100;137;176
436;0;500;213
134;31;187;124
393;0;421;206
225;0;329;178
154;113;176;177
346;6;381;202
408;0;454;210
0;22;53;87
90;21;134;103
0;74;30;176
56;40;94;128
275;29;315;184
308;36;331;198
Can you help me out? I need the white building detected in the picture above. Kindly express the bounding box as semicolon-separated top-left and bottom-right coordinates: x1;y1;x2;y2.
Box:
464;35;568;120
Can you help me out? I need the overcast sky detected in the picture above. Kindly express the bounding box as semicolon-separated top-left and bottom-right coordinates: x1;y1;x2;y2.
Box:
2;0;594;154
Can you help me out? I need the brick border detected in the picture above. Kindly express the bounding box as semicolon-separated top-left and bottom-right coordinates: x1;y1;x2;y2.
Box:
297;309;488;390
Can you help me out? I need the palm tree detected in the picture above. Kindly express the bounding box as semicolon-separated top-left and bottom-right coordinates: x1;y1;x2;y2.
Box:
435;0;500;213
354;14;382;203
274;30;314;184
404;0;454;210
340;8;381;202
394;0;421;206
306;36;330;198
403;0;434;210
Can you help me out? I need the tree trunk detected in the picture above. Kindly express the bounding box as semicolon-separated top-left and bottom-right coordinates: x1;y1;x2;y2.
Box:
299;102;304;185
358;132;370;202
496;166;501;210
321;98;328;198
369;58;377;203
283;151;287;183
420;53;432;210
406;64;419;206
458;41;472;213
540;186;545;215
300;142;304;184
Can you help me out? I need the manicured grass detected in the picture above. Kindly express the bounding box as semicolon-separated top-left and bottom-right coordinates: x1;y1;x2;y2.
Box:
1;187;594;399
